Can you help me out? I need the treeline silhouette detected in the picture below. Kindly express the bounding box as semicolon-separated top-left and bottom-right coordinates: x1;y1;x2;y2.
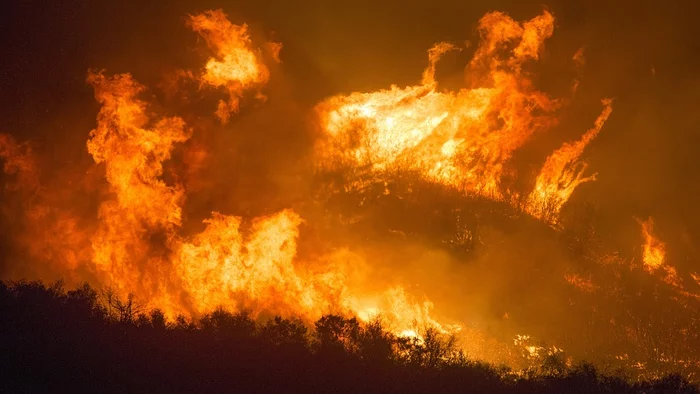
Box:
0;280;697;394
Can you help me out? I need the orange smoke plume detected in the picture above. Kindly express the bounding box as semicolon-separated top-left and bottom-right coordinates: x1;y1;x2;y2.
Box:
86;70;190;310
0;134;39;193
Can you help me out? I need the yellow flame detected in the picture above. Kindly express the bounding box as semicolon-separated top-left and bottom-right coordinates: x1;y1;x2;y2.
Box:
639;217;665;271
82;68;455;338
316;11;559;199
0;9;632;364
0;134;38;192
564;273;598;293
316;10;610;224
527;99;613;224
187;9;273;123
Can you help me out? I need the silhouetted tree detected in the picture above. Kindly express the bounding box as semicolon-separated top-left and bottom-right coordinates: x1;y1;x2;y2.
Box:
260;316;308;348
314;314;361;355
0;279;698;394
357;318;395;364
200;307;256;340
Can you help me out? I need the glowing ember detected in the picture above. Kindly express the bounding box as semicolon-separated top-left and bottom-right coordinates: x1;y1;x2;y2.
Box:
564;273;598;293
639;217;665;271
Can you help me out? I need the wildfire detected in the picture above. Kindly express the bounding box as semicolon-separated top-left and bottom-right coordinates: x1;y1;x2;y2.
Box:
0;7;618;358
61;10;457;338
0;135;92;276
7;7;692;374
315;11;611;224
86;70;189;310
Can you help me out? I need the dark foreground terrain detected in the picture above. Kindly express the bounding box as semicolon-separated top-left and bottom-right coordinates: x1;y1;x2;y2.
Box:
0;280;697;393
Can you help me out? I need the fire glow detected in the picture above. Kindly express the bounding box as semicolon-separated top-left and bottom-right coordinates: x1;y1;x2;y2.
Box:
1;7;698;372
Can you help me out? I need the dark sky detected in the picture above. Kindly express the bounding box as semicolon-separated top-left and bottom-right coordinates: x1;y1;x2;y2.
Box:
2;0;700;270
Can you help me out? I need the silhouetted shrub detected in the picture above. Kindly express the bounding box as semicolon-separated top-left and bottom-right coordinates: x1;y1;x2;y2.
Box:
0;279;698;394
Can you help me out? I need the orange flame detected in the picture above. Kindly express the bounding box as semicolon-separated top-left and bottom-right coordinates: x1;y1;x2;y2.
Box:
526;99;613;223
187;9;274;123
316;11;559;198
85;70;190;309
174;210;338;318
80;49;453;336
315;10;608;223
639;217;665;271
81;69;453;335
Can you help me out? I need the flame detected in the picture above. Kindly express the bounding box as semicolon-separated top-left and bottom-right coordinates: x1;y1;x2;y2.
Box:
0;8;616;361
173;209;341;318
187;9;274;123
73;14;455;337
316;11;558;198
349;287;460;336
526;99;613;223
639;217;665;271
85;71;189;309
81;68;455;336
637;219;699;302
315;10;609;223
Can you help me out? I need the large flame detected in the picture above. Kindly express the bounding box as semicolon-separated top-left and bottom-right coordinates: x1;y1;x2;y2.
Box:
52;11;454;338
315;11;611;224
86;71;190;311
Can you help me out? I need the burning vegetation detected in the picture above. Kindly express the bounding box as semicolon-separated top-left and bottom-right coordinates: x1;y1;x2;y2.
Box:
1;5;699;390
